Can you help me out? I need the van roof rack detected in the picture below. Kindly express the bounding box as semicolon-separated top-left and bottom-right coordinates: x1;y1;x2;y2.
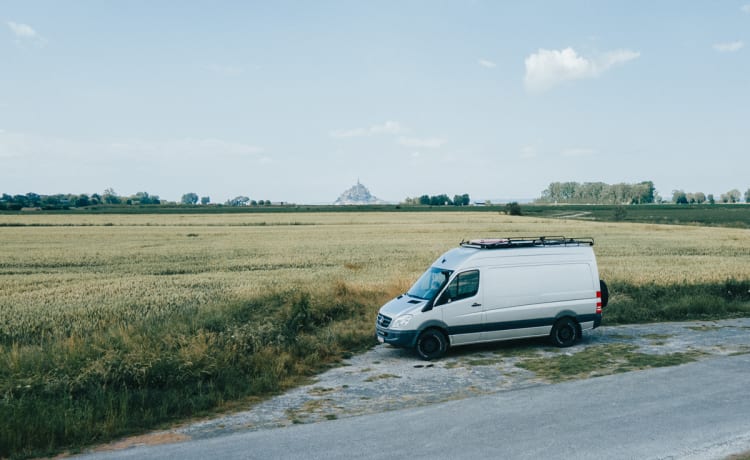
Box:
460;236;594;249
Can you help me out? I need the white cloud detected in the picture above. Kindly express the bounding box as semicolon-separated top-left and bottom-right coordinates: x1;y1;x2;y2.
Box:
742;4;750;13
478;59;497;69
330;121;404;138
524;47;640;92
7;21;37;38
561;147;596;157
713;41;744;53
397;137;446;148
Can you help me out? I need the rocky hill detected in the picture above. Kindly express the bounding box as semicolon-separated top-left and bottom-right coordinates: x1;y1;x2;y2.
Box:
334;181;386;205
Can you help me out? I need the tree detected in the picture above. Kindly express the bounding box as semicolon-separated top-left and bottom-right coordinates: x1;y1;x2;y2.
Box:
75;194;91;207
505;202;522;215
181;193;199;205
636;181;656;204
539;180;656;204
430;194;452;206
745;189;750;204
131;191;160;205
721;189;741;203
26;193;41;207
103;188;121;204
672;190;688;204
200;196;210;205
418;195;430;205
707;194;715;205
693;192;706;204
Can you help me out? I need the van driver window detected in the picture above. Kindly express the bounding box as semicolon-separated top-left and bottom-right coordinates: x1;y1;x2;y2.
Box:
439;270;479;305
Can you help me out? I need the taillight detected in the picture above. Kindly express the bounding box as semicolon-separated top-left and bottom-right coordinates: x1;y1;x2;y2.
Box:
596;291;603;314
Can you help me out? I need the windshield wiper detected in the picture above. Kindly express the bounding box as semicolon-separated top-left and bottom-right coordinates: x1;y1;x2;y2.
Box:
406;292;427;300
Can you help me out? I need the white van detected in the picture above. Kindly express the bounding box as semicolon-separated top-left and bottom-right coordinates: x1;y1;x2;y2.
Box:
375;236;608;359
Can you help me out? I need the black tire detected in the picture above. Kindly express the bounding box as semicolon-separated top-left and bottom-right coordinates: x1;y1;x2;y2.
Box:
600;280;609;308
415;329;448;360
550;317;578;347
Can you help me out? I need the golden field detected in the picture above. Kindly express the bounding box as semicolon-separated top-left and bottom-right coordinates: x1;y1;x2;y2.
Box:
1;211;749;342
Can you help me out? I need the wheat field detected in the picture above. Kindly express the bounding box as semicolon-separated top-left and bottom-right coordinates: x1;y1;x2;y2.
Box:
1;212;749;343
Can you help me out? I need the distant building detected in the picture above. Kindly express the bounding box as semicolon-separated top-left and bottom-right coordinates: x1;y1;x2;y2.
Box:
334;180;386;205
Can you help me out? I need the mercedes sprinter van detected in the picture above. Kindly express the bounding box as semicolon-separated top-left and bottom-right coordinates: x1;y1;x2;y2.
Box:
375;236;608;359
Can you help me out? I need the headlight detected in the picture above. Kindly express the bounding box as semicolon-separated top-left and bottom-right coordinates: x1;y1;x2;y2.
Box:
390;314;413;329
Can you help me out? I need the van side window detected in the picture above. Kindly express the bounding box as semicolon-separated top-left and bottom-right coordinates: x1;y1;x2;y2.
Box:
438;270;479;305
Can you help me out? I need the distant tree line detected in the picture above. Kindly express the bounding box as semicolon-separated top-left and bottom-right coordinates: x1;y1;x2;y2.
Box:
0;189;278;210
402;193;471;206
538;181;657;204
537;181;750;205
672;189;749;204
0;188;163;210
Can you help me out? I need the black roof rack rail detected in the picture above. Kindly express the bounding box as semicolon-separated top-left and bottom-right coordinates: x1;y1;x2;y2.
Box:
459;236;594;249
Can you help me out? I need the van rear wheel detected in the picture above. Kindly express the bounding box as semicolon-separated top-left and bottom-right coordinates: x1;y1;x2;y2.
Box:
550;318;578;347
416;329;448;360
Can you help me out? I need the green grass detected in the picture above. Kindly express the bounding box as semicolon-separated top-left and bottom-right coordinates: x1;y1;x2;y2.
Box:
0;284;388;459
517;344;704;382
519;203;750;229
602;279;750;325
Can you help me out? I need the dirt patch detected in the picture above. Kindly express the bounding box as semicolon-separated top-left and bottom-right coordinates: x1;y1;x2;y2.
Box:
93;432;191;452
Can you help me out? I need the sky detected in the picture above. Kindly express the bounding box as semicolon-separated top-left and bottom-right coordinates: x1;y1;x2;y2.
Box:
1;1;749;204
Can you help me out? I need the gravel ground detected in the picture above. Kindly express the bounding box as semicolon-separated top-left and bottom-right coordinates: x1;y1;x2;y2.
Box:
169;318;750;441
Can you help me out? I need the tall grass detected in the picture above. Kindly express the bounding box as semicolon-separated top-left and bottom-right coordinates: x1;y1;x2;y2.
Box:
0;282;393;459
603;279;750;324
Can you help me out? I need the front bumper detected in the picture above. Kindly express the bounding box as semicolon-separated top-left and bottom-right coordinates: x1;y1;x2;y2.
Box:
375;326;418;348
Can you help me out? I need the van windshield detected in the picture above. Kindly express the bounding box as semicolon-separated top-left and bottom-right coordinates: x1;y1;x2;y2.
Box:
407;267;453;301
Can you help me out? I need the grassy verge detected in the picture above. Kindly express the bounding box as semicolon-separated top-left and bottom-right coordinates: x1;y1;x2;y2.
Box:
0;282;390;459
603;279;750;325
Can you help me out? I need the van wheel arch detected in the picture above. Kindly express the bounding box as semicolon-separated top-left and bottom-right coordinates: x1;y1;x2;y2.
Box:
415;328;449;360
550;317;579;347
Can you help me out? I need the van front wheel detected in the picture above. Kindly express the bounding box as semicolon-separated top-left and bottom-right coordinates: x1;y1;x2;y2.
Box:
416;329;448;360
550;318;578;347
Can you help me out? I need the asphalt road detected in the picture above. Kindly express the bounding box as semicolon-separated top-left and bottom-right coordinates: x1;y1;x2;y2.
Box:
80;353;750;460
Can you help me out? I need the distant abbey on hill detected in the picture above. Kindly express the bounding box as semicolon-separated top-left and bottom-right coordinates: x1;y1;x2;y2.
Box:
334;181;386;205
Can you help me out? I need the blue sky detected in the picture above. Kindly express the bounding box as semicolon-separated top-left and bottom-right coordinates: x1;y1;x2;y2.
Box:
1;1;749;203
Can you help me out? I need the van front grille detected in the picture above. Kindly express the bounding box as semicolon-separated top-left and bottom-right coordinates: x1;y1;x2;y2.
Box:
377;313;392;328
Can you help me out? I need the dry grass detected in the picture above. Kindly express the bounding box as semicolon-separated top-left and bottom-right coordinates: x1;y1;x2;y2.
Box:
2;212;748;340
